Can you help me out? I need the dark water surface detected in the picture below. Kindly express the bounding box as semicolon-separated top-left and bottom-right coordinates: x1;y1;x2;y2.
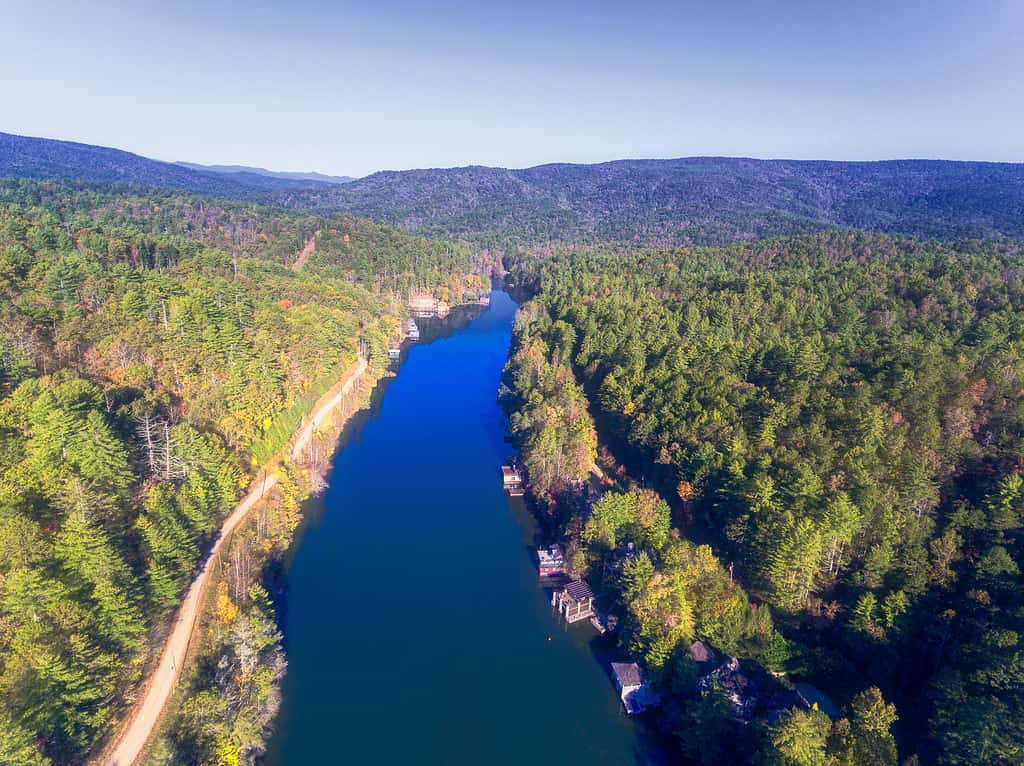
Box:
262;290;662;765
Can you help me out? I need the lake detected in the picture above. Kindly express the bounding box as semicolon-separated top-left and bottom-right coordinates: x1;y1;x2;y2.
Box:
262;290;666;765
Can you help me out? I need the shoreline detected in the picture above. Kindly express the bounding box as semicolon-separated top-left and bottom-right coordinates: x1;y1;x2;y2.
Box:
105;292;492;765
97;356;370;766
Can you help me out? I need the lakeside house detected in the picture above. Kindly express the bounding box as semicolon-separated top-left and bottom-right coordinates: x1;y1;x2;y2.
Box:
408;292;438;316
537;544;565;577
610;662;660;714
552;580;595;623
699;656;756;719
408;292;450;318
693;652;838;723
603;541;641;580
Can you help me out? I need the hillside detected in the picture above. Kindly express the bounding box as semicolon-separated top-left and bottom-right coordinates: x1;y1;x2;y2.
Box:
0;132;330;198
275;157;1024;245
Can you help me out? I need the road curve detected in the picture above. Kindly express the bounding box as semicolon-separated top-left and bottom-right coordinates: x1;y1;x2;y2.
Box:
105;357;367;766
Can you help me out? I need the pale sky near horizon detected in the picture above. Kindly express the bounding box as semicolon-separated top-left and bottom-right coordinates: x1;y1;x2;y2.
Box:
2;0;1022;176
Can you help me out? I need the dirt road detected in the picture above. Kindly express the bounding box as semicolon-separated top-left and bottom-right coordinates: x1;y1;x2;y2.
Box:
104;356;367;766
291;230;319;271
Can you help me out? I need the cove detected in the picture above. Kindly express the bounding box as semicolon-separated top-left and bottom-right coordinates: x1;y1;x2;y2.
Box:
262;290;665;765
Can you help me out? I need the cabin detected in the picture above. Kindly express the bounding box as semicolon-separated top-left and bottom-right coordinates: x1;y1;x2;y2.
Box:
552;579;594;623
610;662;660;714
537;544;565;577
603;541;640;579
404;319;420;341
501;464;525;496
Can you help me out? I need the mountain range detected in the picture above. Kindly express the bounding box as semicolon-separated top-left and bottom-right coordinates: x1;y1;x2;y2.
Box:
0;131;341;197
175;161;353;185
274;157;1024;244
2;130;1023;245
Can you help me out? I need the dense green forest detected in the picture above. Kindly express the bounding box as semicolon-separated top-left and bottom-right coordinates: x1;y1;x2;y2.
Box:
0;178;486;296
0;178;485;765
503;230;1024;764
312;215;490;298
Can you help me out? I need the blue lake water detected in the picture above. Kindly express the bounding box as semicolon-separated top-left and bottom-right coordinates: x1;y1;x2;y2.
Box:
262;290;664;765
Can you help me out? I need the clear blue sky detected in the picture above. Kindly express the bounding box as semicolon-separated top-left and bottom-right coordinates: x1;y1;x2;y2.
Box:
2;0;1021;176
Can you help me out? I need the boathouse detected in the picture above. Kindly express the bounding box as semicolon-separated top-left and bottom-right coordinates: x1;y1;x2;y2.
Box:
501;464;524;496
610;662;660;714
537;544;565;577
552;579;594;623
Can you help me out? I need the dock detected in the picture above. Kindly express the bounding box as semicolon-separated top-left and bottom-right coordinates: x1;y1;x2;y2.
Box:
552;580;595;624
400;318;420;342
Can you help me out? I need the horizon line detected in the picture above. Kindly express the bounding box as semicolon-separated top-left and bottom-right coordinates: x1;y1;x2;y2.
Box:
4;128;1023;180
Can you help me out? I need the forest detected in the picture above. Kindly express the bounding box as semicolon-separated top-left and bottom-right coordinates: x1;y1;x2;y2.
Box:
0;178;486;765
503;230;1024;765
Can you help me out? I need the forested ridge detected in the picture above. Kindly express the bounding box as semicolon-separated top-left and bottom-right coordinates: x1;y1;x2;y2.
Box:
0;178;486;297
503;230;1024;764
6;132;1024;252
0;178;486;765
277;158;1024;247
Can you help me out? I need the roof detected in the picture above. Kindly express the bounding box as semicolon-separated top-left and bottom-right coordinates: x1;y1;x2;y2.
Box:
611;662;644;687
690;640;713;663
699;656;756;718
713;657;751;695
564;580;593;601
537;546;565;567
